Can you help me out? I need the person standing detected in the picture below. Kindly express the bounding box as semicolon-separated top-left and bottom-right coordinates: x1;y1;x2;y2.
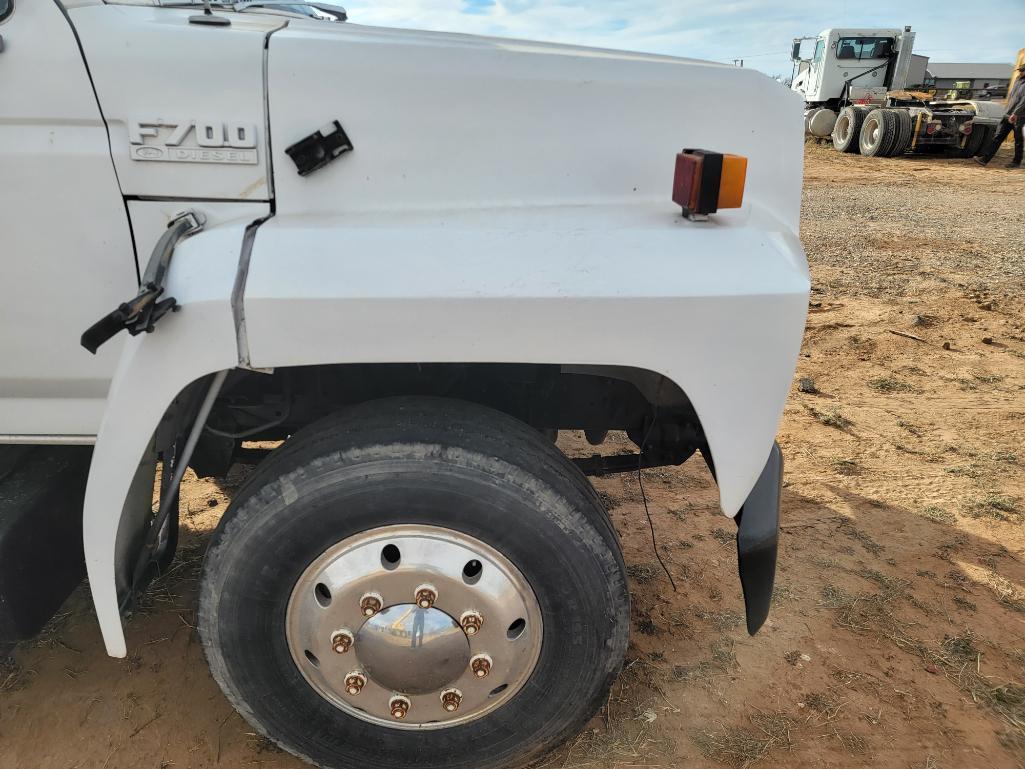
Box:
975;62;1025;169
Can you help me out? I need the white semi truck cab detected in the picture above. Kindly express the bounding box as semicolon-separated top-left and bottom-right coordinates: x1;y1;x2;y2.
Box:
791;26;916;109
791;25;1005;158
0;2;809;768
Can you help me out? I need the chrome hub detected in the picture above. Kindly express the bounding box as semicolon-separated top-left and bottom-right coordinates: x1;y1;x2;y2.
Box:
354;604;470;694
286;525;543;729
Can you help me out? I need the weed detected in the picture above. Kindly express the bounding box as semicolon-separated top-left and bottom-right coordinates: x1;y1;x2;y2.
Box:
941;631;978;661
896;418;923;436
697;610;743;632
953;595;977;612
868;376;913;393
832;458;860;476
973;372;1004;384
945;464;981;478
772;583;799;606
627;563;661;584
712;527;734;546
965;494;1019;520
635;617;658;636
802;403;852;430
783;650;812;667
921;505;955;524
838;519;883;556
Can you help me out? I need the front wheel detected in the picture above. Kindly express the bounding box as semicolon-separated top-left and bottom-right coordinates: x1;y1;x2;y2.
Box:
199;397;629;769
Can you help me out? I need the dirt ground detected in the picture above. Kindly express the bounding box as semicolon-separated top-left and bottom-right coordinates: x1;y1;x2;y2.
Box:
2;141;1025;769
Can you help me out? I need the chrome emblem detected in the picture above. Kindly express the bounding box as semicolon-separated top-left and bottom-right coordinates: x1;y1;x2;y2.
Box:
128;119;258;165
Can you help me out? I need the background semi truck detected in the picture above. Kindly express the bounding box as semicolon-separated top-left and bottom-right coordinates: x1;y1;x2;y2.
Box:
792;26;1006;157
0;2;809;768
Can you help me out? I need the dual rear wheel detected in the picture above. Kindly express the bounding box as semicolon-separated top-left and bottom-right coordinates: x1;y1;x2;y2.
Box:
199;397;631;769
833;106;913;157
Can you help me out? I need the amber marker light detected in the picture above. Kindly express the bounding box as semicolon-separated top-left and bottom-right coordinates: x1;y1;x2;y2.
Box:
672;149;747;220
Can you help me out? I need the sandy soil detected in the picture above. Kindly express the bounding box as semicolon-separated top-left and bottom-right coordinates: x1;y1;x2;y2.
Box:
2;142;1025;769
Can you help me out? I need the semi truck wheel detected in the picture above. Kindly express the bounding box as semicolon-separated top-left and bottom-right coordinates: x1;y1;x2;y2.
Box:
951;123;994;158
859;108;898;157
887;110;913;157
832;106;867;153
199;397;630;769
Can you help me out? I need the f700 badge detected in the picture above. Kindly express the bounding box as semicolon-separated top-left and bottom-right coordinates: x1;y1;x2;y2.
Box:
129;119;258;165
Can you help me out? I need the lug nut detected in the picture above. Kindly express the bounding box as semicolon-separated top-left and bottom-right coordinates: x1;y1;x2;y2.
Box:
331;629;354;654
414;585;437;609
460;610;484;636
360;592;383;617
344;672;366;696
441;688;462;713
470;654;492;678
389;696;411;720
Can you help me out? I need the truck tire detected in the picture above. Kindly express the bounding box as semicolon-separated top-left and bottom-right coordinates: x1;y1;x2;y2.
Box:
887;109;913;157
951;123;994;158
199;396;630;769
832;106;867;153
859;108;898;157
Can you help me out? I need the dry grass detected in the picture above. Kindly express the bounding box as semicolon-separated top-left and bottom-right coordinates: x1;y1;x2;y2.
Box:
831;458;860;476
802;403;853;430
693;712;796;768
626;563;662;585
820;564;1025;749
868;376;913;393
920;505;955;524
529;656;678;769
965;494;1019;520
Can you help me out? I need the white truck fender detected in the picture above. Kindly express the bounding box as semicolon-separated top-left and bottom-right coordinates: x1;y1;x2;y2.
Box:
86;208;808;657
242;211;810;517
82;224;243;657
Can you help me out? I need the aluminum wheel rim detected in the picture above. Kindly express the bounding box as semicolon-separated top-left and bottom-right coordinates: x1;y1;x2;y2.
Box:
836;114;851;142
866;117;881;147
286;524;543;730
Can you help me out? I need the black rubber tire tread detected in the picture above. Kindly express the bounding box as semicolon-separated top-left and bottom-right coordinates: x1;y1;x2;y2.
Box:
887;109;914;157
952;123;995;158
199;396;630;769
859;108;898;157
832;105;868;153
878;109;902;157
225;398;620;554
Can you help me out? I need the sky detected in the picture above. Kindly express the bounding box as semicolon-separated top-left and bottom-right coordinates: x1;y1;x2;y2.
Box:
341;0;1023;80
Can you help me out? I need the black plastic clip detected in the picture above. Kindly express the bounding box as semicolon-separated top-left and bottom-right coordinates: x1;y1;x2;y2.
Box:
284;120;354;176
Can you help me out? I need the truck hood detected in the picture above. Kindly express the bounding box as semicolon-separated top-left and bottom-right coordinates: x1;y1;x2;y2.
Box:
266;20;804;233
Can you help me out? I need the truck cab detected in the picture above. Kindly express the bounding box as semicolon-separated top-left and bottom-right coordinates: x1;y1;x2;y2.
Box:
792;27;911;109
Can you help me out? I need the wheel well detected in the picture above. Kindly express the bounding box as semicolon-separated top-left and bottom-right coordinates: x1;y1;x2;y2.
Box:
189;363;707;478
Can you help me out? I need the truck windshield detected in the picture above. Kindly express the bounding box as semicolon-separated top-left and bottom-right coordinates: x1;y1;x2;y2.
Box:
836;37;893;61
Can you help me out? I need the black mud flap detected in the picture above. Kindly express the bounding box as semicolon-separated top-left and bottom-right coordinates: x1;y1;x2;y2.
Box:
735;442;782;636
0;446;92;646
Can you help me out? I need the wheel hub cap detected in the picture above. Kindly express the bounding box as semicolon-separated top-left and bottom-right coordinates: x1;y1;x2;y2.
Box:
354;604;470;694
286;525;543;729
